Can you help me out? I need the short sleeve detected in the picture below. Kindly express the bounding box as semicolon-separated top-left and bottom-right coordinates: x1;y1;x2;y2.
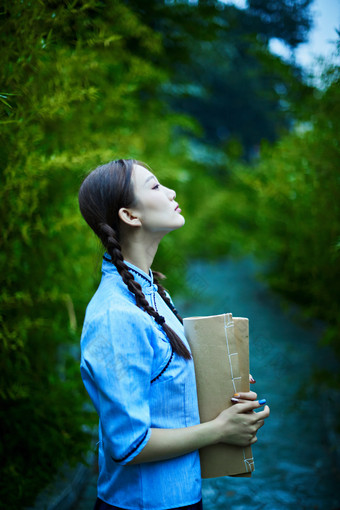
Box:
80;307;154;465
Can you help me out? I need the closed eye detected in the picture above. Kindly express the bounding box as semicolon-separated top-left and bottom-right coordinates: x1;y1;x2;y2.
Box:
152;184;160;190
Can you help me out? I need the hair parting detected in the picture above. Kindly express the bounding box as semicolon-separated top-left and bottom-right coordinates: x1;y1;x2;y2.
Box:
79;159;191;360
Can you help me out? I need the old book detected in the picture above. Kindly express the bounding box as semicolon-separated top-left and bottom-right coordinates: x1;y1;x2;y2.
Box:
184;313;255;478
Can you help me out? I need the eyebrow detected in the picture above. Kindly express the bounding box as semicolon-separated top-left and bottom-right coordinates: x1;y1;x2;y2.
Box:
144;174;157;186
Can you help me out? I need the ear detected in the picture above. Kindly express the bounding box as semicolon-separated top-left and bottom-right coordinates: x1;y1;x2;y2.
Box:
118;207;142;227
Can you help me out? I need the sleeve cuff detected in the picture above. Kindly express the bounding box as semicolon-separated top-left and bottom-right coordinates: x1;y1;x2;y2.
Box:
111;428;152;465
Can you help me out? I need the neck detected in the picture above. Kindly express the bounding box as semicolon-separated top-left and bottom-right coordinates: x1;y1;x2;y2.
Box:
120;230;164;274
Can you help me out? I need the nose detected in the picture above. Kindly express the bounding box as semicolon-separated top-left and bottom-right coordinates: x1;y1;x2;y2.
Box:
166;186;176;200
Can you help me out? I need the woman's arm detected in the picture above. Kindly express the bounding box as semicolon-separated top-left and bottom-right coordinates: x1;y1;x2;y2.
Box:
128;398;270;465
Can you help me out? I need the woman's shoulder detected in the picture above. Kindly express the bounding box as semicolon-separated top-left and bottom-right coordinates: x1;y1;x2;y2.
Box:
80;287;156;363
87;284;135;318
83;274;151;330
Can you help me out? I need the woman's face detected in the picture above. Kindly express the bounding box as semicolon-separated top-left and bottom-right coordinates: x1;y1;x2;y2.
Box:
128;164;185;234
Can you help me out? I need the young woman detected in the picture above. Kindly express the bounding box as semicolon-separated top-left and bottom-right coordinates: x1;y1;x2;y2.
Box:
78;159;270;510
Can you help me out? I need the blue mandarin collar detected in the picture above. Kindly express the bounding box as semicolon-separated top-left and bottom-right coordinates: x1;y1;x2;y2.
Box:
102;253;157;294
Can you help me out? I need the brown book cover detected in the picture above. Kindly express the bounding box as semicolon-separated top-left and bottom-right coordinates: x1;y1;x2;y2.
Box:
184;313;255;478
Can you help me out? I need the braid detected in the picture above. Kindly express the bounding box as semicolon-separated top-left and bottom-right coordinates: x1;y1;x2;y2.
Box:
152;271;183;325
100;223;191;360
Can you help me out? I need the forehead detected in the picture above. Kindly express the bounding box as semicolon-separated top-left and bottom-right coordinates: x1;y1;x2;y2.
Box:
132;164;155;188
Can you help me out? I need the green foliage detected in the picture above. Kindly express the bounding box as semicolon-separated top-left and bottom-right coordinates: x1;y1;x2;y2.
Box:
0;0;193;506
228;59;340;371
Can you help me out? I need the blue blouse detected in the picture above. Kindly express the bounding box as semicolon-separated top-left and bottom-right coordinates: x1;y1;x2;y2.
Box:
80;256;202;510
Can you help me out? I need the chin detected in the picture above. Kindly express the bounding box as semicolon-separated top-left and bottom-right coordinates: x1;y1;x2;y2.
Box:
175;214;185;227
164;218;185;234
175;217;185;231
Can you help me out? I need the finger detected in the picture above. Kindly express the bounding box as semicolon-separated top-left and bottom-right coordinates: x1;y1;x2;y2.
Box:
254;419;265;430
249;374;256;384
234;399;266;413
230;397;254;404
250;435;258;445
253;405;270;420
231;398;257;405
234;391;257;401
230;391;257;404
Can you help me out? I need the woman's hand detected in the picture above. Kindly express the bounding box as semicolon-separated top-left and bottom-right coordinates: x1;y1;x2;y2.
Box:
129;397;270;465
129;372;269;464
129;398;270;464
214;399;270;447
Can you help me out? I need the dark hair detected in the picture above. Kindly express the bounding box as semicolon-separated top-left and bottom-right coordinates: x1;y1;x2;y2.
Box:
79;159;191;360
